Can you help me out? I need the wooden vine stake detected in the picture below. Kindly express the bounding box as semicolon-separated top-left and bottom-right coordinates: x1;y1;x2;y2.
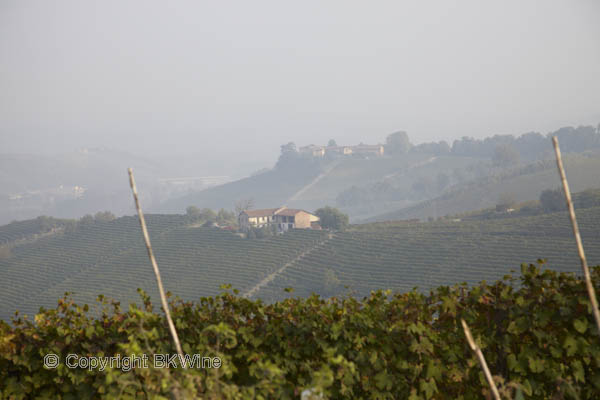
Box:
128;168;185;360
461;319;501;400
552;137;600;335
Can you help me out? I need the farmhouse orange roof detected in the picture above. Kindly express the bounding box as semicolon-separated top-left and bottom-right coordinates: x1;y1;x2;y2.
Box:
274;208;309;216
242;208;279;217
241;208;315;217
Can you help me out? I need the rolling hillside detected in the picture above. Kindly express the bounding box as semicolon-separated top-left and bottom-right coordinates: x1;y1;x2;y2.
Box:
286;154;479;219
0;215;327;321
156;161;324;214
256;206;600;301
2;205;600;321
367;153;600;222
157;152;482;221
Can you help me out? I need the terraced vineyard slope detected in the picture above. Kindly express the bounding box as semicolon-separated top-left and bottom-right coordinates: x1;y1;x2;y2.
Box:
2;206;600;320
255;206;600;301
0;216;72;246
0;215;328;321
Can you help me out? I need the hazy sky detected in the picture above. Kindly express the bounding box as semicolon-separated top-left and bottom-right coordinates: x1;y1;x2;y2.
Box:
1;0;599;164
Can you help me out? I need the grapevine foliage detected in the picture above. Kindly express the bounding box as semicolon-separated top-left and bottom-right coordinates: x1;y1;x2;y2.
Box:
1;261;599;399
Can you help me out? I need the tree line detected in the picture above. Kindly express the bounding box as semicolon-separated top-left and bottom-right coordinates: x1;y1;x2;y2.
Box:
386;124;600;161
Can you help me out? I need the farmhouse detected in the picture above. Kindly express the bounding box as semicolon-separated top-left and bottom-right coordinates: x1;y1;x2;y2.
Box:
351;144;384;157
298;144;326;157
299;144;384;157
238;207;320;232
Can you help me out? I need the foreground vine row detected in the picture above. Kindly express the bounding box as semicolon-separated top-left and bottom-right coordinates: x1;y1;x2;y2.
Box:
1;262;598;399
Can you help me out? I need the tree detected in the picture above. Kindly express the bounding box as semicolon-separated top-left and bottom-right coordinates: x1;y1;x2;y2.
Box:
217;209;236;225
186;206;201;217
79;214;94;229
275;142;300;169
94;211;115;222
411;141;450;155
200;208;217;222
235;198;254;216
36;216;53;232
314;206;349;231
385;131;411;155
492;144;520;168
496;193;516;212
327;139;337;147
540;188;565;212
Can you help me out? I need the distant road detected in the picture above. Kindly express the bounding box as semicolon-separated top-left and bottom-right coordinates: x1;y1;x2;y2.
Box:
286;156;437;206
285;160;342;204
243;233;335;298
382;156;437;180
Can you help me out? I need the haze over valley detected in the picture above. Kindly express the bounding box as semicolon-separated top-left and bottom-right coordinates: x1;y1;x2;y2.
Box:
1;2;600;397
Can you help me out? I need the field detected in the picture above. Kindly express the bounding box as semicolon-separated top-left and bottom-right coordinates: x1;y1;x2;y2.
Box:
2;205;600;322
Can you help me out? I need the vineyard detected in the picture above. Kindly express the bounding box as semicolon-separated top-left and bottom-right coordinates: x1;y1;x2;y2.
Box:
0;264;598;398
1;206;600;323
256;206;600;301
0;215;327;321
0;216;72;245
368;153;600;222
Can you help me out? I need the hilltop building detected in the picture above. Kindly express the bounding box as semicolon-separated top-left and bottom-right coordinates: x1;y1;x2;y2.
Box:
238;207;320;232
299;144;384;157
298;145;326;157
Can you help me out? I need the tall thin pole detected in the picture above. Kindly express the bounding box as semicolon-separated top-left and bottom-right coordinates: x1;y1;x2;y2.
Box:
128;168;184;359
552;137;600;335
461;319;501;400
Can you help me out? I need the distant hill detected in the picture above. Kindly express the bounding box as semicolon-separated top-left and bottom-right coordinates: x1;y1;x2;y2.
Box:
156;160;325;213
0;150;163;225
366;152;600;222
158;124;600;222
157;152;484;221
2;204;600;321
0;216;74;246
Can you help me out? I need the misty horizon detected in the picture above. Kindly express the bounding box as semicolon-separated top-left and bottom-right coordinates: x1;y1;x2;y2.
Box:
1;0;599;165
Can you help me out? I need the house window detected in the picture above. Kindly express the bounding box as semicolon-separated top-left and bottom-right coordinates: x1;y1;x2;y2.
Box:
289;216;295;223
288;223;293;229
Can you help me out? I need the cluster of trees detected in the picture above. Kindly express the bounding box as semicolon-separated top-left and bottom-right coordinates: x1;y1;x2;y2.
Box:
33;215;74;233
278;124;598;170
473;188;600;221
385;124;600;162
65;211;116;232
274;142;327;184
519;187;598;215
246;225;277;239
450;125;600;160
185;206;236;226
314;206;349;230
337;172;453;207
